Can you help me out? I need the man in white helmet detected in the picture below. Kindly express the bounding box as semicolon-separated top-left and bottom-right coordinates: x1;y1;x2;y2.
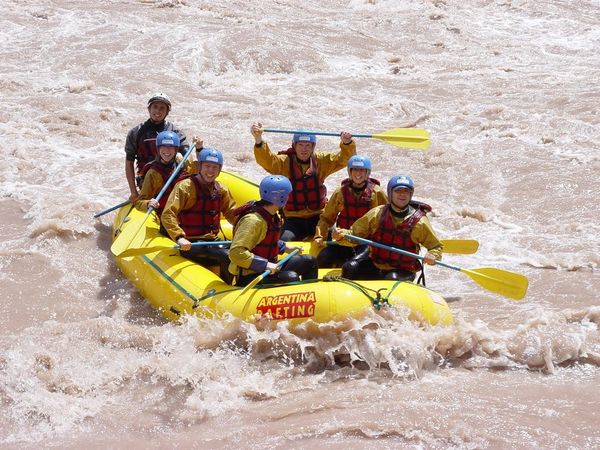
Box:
124;93;188;202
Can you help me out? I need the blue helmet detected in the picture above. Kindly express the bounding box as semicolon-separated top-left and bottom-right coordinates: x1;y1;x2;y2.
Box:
156;131;180;148
292;131;317;145
347;155;372;177
387;175;414;198
147;92;172;111
198;148;224;167
259;175;292;208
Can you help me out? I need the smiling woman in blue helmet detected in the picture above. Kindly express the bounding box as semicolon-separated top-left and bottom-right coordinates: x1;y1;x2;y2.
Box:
124;92;189;203
251;122;356;242
134;131;196;216
332;175;443;282
313;155;388;268
228;175;318;287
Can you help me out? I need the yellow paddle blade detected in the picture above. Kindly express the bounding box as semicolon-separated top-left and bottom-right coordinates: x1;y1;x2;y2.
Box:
440;239;479;255
110;216;151;257
371;128;430;149
461;267;529;300
239;272;267;296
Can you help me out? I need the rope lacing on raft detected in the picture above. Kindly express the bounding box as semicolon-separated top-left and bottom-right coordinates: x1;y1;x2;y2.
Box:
322;274;390;310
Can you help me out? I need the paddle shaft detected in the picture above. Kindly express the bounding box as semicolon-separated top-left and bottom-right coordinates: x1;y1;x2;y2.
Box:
345;234;457;269
94;200;130;218
263;128;378;138
324;238;478;255
239;249;300;295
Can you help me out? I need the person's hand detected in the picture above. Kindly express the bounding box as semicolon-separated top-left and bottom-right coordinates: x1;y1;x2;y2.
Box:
285;244;303;254
128;191;139;203
423;252;437;265
331;227;345;241
251;122;264;144
148;198;160;209
192;136;204;150
177;237;192;251
340;131;353;145
266;261;280;274
313;236;326;248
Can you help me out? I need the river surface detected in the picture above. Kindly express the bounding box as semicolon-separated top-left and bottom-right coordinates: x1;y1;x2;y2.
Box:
1;0;599;448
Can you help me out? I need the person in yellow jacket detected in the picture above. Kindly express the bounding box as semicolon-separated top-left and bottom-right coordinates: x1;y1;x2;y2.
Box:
333;175;442;282
162;148;236;284
228;175;318;287
251;122;356;241
313;155;388;268
134;133;202;214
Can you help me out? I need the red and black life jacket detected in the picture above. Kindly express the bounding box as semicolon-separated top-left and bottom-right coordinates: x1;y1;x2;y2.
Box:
178;176;223;238
284;153;327;212
336;178;380;229
233;201;282;262
370;202;432;272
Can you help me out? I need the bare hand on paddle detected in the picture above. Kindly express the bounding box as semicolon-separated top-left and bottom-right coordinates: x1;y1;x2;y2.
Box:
313;236;326;248
251;123;263;145
340;131;353;145
177;237;192;251
423;251;437;265
331;226;345;241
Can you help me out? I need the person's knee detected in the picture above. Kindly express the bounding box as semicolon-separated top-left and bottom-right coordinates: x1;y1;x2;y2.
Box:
300;255;318;280
341;259;361;279
276;270;300;283
384;270;414;282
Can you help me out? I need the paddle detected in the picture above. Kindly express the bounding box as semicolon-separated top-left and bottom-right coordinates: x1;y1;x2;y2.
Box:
111;143;196;257
118;240;232;258
238;249;300;295
262;127;430;149
323;238;479;255
93;200;130;218
344;234;528;300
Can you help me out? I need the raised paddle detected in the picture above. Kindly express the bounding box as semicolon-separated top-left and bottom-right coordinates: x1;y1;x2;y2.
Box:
323;238;479;255
238;249;300;295
343;234;528;300
111;143;196;257
262;127;430;149
94;200;130;218
118;240;232;258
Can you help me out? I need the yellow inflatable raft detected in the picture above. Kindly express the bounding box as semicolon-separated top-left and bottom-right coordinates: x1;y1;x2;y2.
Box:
111;171;453;326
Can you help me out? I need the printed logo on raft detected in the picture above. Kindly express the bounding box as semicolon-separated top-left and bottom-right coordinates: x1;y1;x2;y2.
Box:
256;291;316;320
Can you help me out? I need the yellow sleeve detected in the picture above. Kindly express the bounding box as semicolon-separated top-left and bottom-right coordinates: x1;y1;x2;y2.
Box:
253;142;290;176
134;169;164;212
410;216;443;261
315;187;343;238
372;185;388;207
314;140;356;181
220;185;237;224
336;206;383;247
160;179;196;241
228;214;268;274
185;160;198;174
